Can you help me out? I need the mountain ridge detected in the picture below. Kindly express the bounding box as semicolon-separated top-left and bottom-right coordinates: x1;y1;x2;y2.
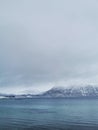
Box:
1;85;98;99
40;85;98;98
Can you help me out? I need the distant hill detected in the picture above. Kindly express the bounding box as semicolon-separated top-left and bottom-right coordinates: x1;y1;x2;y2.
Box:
39;85;98;98
1;85;98;99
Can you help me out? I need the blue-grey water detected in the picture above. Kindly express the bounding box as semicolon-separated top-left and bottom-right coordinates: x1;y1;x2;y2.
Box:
0;98;98;130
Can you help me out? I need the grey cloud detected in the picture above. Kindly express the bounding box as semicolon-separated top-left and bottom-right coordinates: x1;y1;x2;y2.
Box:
0;0;98;90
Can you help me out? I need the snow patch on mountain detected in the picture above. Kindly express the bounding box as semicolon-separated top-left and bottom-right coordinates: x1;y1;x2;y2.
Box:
41;85;98;98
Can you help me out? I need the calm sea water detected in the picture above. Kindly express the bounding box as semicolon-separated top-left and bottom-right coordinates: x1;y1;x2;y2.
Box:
0;98;98;130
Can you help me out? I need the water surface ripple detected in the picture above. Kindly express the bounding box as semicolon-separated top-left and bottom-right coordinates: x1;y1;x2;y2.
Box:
0;98;98;130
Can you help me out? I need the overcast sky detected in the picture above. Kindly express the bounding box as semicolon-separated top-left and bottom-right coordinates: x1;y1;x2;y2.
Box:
0;0;98;93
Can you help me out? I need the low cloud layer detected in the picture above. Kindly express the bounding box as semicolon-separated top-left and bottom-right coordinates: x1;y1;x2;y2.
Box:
0;0;98;93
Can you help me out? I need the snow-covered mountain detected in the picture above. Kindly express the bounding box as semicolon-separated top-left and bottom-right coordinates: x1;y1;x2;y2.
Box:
40;85;98;98
1;85;98;99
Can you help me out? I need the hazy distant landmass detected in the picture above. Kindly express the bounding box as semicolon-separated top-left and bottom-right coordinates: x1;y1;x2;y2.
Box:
1;85;98;99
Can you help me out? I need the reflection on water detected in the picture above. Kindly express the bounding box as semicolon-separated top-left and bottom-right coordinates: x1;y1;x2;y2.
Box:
0;98;98;130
